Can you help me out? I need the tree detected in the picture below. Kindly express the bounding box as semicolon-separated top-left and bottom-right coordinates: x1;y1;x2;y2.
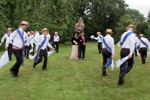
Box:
147;10;150;23
126;8;145;22
0;0;76;42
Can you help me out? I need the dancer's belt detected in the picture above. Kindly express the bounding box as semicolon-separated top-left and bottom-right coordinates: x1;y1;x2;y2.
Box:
140;47;147;49
122;48;129;50
12;46;22;50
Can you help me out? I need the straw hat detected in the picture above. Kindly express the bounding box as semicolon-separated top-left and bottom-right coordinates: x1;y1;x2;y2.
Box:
7;28;11;31
140;34;144;37
126;24;135;31
42;28;49;33
20;21;29;26
106;29;113;34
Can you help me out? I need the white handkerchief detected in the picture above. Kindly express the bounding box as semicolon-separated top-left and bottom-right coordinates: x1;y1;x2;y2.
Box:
0;43;1;46
137;49;139;56
34;31;40;42
29;54;37;60
147;51;150;56
117;40;121;47
29;51;54;60
111;59;114;70
116;56;129;68
90;35;94;39
0;51;9;68
48;51;55;56
29;48;33;53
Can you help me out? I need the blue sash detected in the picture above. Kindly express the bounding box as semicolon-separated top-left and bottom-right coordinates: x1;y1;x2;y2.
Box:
6;33;10;37
34;36;47;63
121;31;133;70
122;32;133;45
139;38;148;47
16;29;25;66
98;35;103;40
103;38;112;68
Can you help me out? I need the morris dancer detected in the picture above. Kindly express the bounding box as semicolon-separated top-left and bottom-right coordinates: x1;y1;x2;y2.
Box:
137;34;150;64
102;29;115;76
92;32;103;54
25;32;32;59
30;31;35;55
53;32;59;53
118;24;136;85
5;21;35;77
33;28;54;70
0;28;13;60
134;34;139;57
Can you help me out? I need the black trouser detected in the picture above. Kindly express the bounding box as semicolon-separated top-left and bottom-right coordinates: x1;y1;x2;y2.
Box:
47;46;50;51
25;45;31;59
102;49;111;72
30;43;35;55
53;42;59;53
79;46;86;58
98;42;102;53
120;48;134;76
8;43;12;60
34;49;48;70
135;47;137;57
140;48;147;64
10;49;22;75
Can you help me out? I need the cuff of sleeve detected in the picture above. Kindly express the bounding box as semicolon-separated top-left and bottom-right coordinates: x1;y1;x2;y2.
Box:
6;43;9;47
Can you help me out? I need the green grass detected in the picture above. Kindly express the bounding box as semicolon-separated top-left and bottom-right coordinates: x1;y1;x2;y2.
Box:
0;42;150;100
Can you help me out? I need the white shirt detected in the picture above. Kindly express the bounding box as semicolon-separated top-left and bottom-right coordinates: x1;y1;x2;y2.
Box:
6;28;34;49
53;35;59;42
93;35;103;43
36;34;53;51
1;33;13;44
103;34;115;56
137;37;150;49
135;37;139;43
47;34;51;41
25;35;32;46
121;30;136;55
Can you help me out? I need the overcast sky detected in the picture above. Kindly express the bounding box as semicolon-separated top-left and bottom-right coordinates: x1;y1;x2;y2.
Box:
125;0;150;17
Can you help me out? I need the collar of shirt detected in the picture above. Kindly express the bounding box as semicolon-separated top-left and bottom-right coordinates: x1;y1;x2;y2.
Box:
19;28;24;33
105;34;111;37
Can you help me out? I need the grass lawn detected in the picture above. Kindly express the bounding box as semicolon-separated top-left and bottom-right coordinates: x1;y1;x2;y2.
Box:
0;42;150;100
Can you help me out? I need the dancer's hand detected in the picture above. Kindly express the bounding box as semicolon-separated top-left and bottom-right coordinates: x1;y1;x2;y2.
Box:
112;55;115;58
52;48;55;51
5;46;8;50
128;54;132;58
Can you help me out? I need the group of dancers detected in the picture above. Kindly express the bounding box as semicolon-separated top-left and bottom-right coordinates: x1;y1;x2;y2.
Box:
0;20;150;86
91;24;150;85
0;21;60;77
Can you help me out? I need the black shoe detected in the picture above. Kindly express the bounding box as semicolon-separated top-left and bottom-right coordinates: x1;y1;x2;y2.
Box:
10;70;18;77
42;69;48;71
82;58;86;60
118;75;124;85
33;63;36;68
79;58;82;60
102;71;107;76
13;75;19;77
